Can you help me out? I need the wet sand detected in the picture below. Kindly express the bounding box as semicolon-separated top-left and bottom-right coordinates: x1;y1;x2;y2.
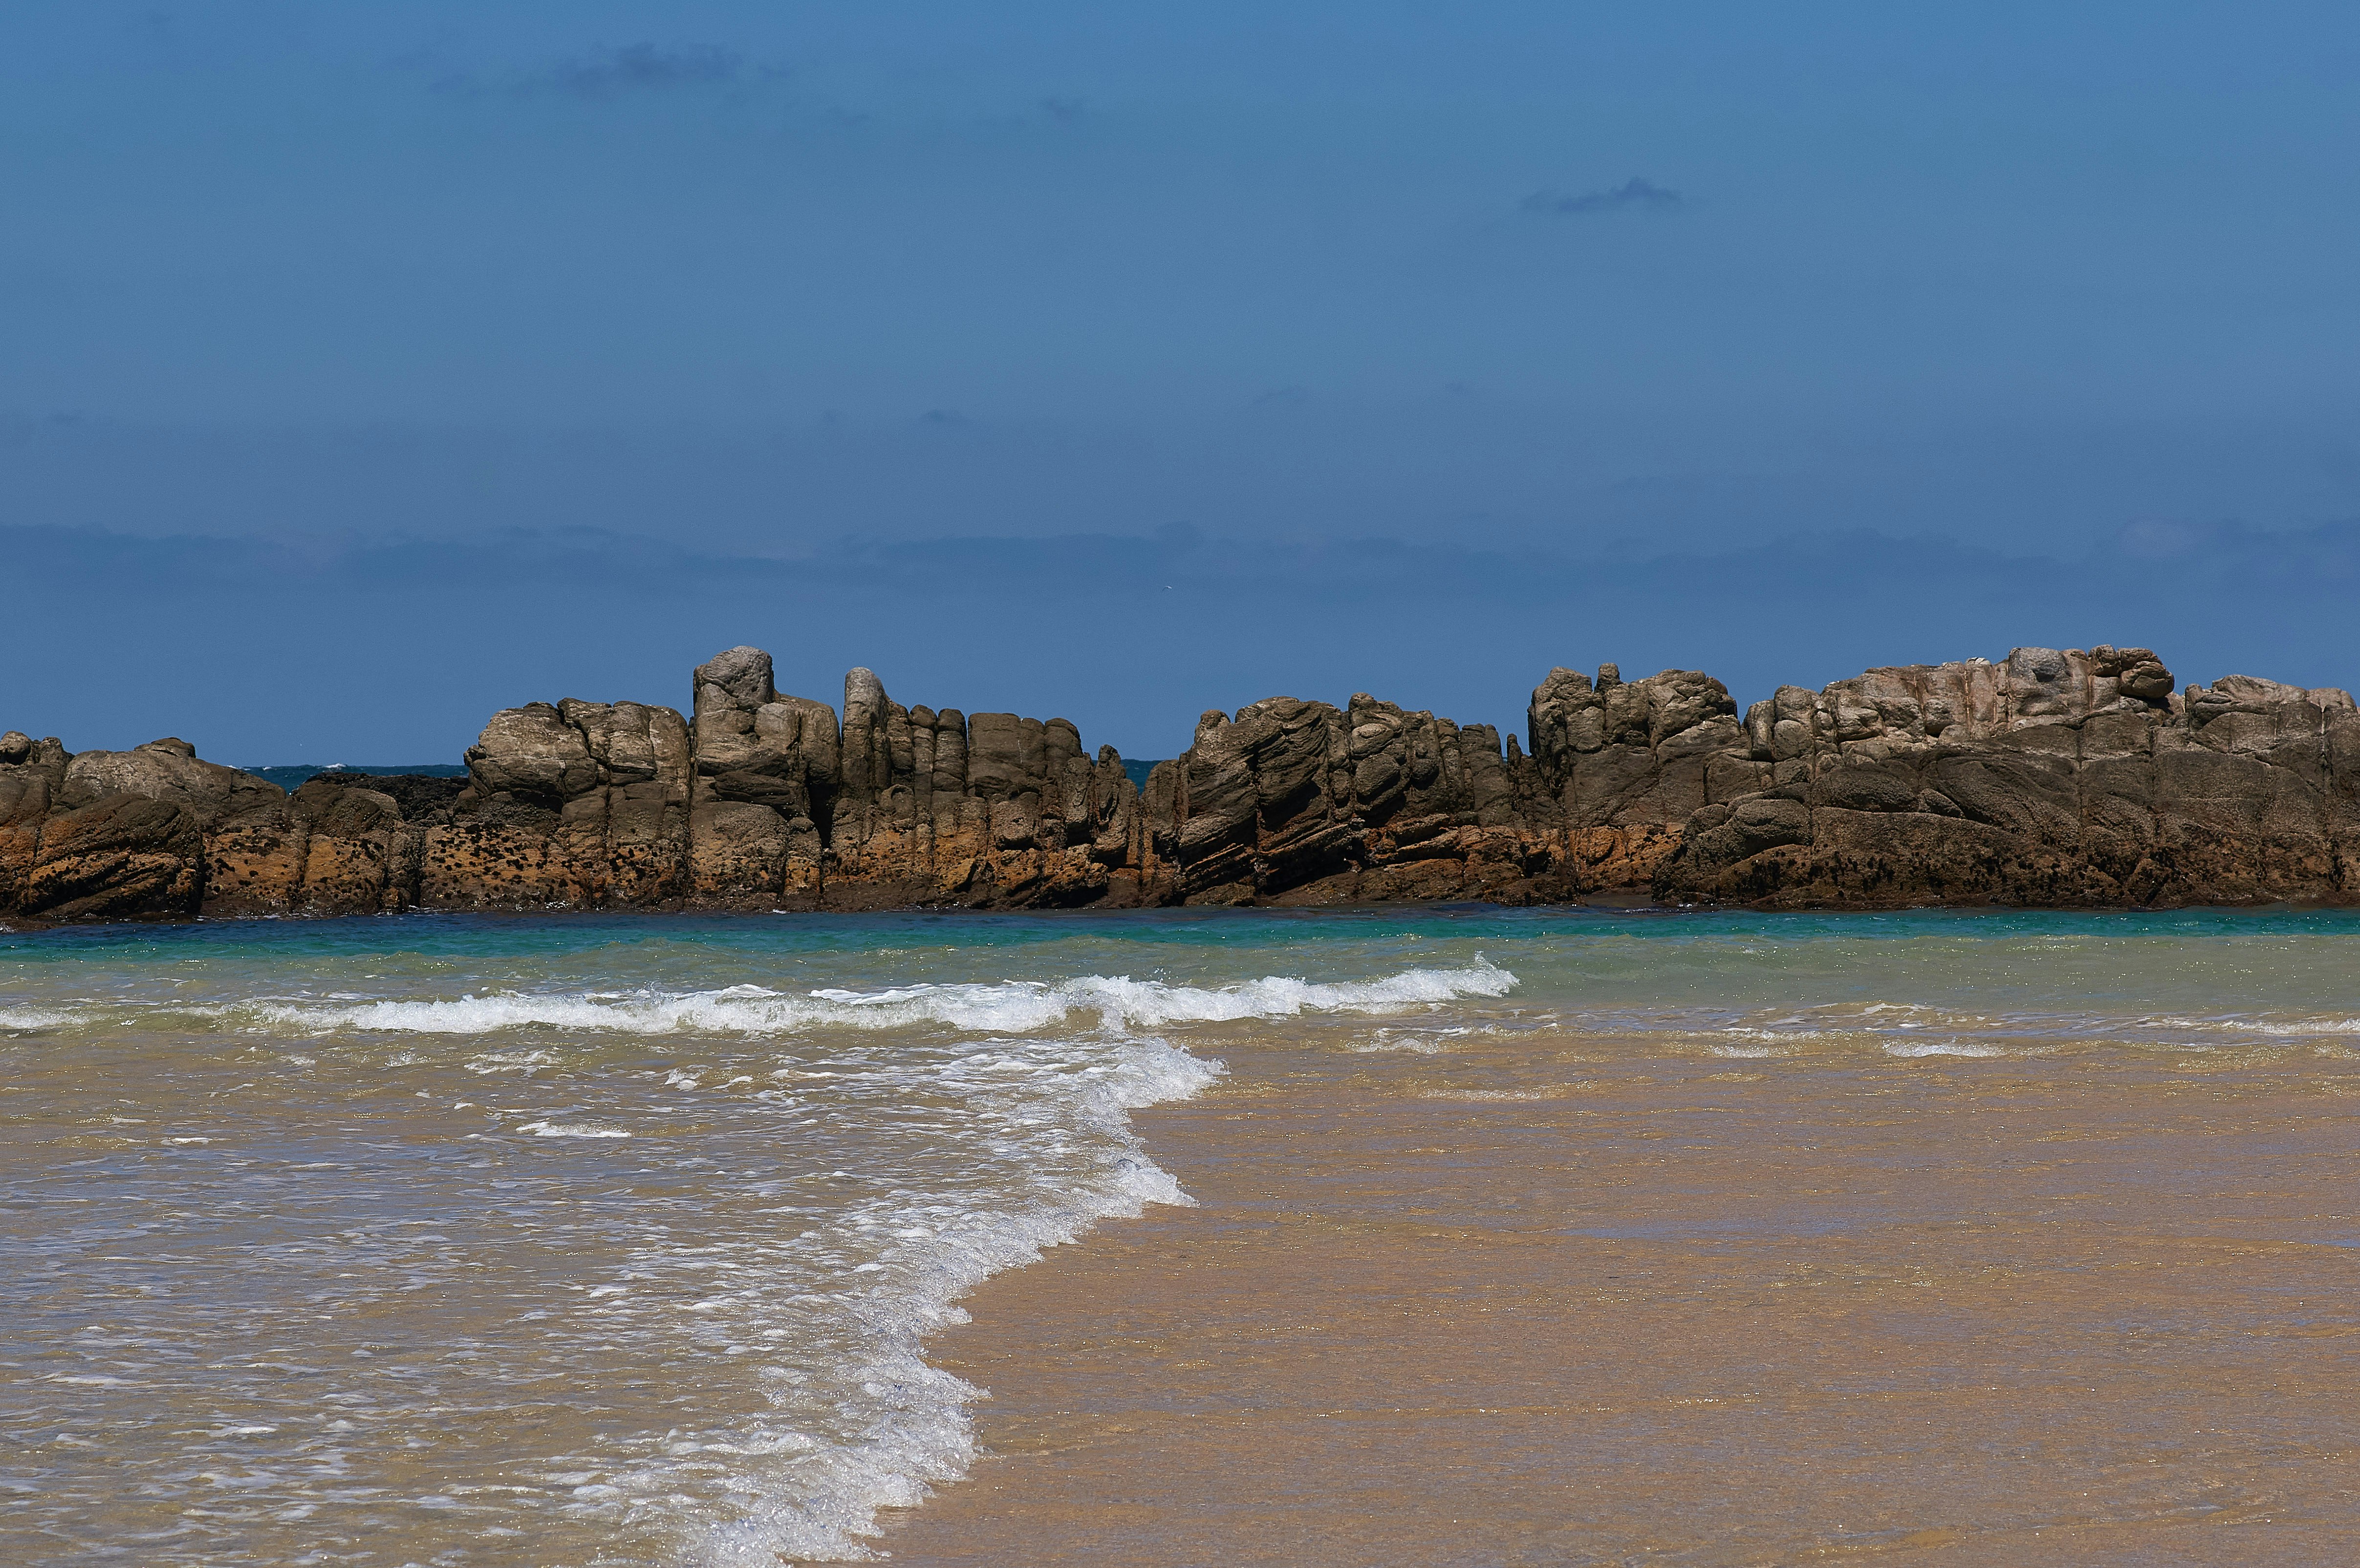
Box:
880;1028;2360;1566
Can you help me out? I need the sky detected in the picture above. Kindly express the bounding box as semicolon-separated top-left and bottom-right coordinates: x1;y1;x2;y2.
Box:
5;2;2360;763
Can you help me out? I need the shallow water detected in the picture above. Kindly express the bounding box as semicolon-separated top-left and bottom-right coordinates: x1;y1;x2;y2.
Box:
4;908;2358;1565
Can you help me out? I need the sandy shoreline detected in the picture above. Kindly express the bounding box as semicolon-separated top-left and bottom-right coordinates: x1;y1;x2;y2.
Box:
878;1023;2360;1566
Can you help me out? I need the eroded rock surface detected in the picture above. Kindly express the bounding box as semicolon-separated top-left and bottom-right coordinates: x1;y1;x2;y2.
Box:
1656;647;2360;907
675;647;1151;910
5;642;2356;922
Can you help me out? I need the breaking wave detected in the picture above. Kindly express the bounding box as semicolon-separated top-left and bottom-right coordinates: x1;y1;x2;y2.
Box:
678;1035;1218;1565
226;960;1517;1039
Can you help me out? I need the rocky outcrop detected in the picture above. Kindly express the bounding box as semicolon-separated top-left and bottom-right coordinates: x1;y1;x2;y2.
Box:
1142;645;2358;910
0;652;1167;921
676;647;1154;909
1654;647;2360;907
5;642;2356;923
2;734;269;921
416;697;697;909
1146;691;1549;906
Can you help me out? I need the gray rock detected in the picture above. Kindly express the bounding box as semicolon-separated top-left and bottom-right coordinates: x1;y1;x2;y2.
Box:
62;742;284;824
1656;645;2352;908
10;637;2351;924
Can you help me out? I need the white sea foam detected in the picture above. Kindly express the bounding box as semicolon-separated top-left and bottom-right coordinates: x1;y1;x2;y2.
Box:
229;960;1516;1040
1882;1041;2006;1058
1350;1028;1457;1054
2142;1013;2360;1038
0;949;1475;1563
668;1034;1220;1564
513;1120;630;1138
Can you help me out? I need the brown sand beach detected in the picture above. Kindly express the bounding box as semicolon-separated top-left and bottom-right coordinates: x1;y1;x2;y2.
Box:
882;1012;2360;1566
11;909;2359;1564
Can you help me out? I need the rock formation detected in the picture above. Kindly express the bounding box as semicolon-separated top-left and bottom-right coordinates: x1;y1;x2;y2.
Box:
4;642;2356;924
675;647;1148;909
0;652;1159;921
1655;647;2360;907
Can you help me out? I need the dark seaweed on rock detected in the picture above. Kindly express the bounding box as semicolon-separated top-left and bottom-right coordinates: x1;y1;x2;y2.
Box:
4;642;2356;921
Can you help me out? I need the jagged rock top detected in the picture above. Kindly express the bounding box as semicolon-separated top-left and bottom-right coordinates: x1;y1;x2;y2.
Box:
8;636;2359;924
1733;645;2185;762
1528;666;1741;776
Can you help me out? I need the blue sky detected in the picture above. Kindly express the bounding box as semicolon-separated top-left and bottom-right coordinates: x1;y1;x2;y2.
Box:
6;3;2359;761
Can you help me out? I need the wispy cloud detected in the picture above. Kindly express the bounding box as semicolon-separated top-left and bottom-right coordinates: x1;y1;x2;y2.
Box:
550;44;746;96
439;44;777;101
1520;177;1683;216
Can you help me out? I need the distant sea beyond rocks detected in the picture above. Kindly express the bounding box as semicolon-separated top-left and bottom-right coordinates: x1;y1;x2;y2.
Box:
242;763;472;793
4;643;2356;923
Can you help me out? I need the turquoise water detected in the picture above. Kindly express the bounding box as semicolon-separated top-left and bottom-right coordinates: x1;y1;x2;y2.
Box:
4;907;2359;1564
